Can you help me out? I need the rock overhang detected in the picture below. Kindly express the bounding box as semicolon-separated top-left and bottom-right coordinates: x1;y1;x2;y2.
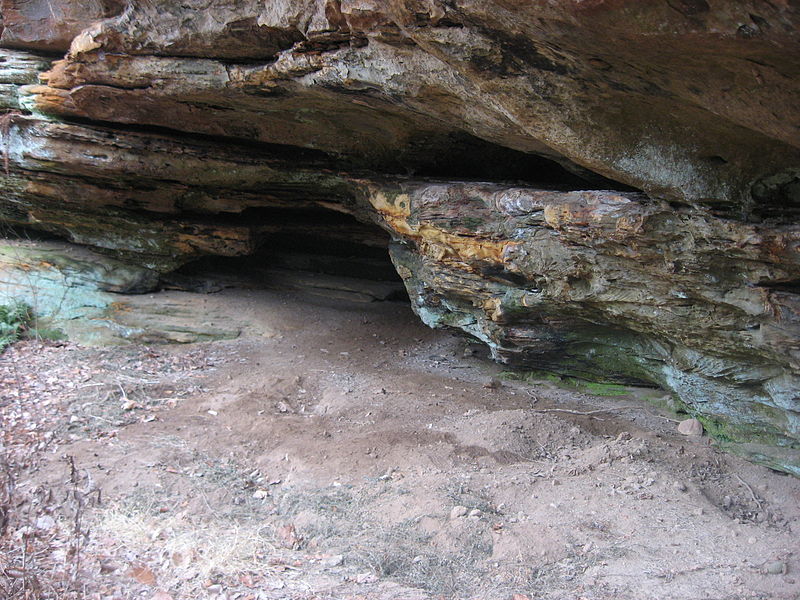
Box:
0;0;798;473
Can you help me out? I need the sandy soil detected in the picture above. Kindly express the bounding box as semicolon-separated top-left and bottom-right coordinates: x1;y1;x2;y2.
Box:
1;287;799;600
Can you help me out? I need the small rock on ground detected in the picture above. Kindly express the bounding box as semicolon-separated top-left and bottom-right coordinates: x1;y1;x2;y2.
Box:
677;418;704;436
765;561;787;575
450;505;468;519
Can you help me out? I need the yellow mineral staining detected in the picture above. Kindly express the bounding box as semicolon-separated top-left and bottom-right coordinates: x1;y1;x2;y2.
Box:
520;292;542;308
395;265;413;280
614;214;647;234
482;296;503;322
368;190;413;235
543;198;647;237
416;225;510;264
543;203;587;229
109;301;132;314
368;190;514;269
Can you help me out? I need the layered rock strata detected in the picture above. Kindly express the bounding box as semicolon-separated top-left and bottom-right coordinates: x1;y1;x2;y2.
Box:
363;182;800;473
0;1;798;473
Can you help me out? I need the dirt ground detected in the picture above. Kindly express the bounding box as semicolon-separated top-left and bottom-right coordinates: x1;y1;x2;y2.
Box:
2;287;799;600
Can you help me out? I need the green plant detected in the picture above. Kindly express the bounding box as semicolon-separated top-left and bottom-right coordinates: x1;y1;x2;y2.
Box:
568;379;630;397
0;300;32;350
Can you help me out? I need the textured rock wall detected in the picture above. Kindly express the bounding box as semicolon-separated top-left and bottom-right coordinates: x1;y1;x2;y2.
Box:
361;181;800;473
0;0;798;473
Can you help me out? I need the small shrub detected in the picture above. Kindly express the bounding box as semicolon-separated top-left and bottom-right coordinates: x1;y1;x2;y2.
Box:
0;300;32;350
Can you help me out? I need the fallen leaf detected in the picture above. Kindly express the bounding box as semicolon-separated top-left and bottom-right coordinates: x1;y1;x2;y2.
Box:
127;564;156;586
277;524;302;549
171;550;192;568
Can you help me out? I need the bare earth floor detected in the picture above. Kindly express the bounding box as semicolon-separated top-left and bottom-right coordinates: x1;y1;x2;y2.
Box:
1;288;799;600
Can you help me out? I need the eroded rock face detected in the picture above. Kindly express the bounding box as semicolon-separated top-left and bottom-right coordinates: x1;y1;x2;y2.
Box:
9;0;800;207
0;1;798;472
361;182;800;473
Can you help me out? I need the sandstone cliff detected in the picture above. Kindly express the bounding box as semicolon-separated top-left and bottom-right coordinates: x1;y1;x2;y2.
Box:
0;0;798;473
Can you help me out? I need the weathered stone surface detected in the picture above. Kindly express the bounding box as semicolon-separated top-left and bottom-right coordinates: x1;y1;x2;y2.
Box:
0;50;51;109
0;0;123;52
0;240;157;325
358;181;800;473
0;2;799;473
0;114;370;270
0;240;243;344
12;0;800;208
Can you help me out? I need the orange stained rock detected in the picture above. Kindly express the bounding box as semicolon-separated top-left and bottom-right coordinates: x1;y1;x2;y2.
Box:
22;84;73;113
543;199;648;236
368;190;515;267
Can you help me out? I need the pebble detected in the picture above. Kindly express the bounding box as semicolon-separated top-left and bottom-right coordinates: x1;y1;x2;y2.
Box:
765;561;787;575
321;554;344;568
450;505;468;519
99;560;117;574
673;481;687;492
35;515;56;530
468;508;482;518
677;418;704;436
483;378;502;390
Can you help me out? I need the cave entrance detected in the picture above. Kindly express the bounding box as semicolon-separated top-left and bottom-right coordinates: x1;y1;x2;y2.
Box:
166;207;408;304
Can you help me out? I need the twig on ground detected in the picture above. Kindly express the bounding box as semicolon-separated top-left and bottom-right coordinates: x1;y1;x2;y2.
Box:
525;389;539;404
734;473;763;511
641;408;681;424
533;407;624;419
87;414;116;424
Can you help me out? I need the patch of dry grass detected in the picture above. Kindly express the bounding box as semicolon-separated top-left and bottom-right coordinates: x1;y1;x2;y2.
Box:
0;454;97;600
94;503;279;588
